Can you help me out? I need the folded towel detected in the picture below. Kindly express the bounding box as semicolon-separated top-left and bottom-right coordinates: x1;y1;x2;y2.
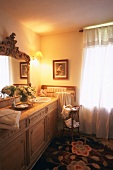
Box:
61;104;79;119
47;87;66;92
0;109;21;128
47;87;66;97
61;104;73;119
39;89;47;97
65;118;79;128
0;122;20;130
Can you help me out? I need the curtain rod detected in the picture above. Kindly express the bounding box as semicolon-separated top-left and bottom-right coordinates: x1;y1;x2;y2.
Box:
79;22;113;32
79;29;83;32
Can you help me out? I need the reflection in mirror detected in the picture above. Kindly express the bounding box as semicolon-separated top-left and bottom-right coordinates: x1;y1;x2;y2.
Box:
0;33;31;93
9;58;27;85
0;55;9;90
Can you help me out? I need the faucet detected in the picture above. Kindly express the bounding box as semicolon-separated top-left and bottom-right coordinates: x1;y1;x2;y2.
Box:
12;97;16;107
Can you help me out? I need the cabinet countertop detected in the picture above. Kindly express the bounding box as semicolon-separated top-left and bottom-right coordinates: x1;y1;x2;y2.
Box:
0;97;58;121
20;97;58;120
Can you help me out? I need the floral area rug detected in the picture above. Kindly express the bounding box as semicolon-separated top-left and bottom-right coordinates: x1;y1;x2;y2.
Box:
32;132;113;170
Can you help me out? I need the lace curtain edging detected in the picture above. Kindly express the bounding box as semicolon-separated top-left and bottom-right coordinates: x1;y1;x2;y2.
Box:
83;25;113;47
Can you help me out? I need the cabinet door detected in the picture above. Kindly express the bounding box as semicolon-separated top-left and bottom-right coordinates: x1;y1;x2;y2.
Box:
29;117;46;161
47;108;58;140
1;133;26;170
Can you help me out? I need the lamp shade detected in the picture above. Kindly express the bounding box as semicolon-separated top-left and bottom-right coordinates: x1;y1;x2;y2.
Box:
34;51;43;60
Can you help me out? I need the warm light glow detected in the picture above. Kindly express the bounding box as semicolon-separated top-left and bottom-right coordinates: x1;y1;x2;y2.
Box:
31;51;43;60
30;58;40;65
22;21;54;35
41;63;52;83
35;51;43;60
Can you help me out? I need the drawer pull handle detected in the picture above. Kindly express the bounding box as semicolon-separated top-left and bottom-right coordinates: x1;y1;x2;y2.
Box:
20;140;23;143
45;107;48;113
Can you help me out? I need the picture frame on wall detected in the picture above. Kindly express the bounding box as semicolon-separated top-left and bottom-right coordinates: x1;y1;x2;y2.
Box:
20;62;28;79
53;59;68;80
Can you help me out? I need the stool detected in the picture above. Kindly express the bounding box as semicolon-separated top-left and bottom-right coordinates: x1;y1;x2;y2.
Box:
62;106;80;141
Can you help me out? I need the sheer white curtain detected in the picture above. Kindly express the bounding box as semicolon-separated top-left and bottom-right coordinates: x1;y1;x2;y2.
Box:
80;25;113;139
0;56;10;91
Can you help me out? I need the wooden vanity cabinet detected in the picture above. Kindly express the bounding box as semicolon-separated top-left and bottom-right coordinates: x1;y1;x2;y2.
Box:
28;117;46;167
1;132;26;170
27;100;58;169
0;118;27;170
47;107;58;140
0;99;58;170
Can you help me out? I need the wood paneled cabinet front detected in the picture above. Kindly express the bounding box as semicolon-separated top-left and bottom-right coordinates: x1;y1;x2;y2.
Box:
47;108;58;140
0;132;26;170
28;101;58;169
0;99;58;170
29;117;46;165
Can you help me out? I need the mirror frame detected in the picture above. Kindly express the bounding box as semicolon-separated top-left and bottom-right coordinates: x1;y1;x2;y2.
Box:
0;33;30;85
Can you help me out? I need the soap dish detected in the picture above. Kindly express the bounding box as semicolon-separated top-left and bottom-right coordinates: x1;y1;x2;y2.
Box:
14;103;32;110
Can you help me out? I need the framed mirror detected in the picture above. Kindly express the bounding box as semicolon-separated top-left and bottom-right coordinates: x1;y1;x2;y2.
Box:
0;33;30;86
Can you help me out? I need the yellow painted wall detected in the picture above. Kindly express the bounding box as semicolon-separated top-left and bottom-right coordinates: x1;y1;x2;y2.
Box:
0;9;83;101
40;31;83;104
0;9;41;93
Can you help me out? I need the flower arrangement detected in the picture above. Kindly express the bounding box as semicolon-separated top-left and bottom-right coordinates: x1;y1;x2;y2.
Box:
17;86;36;101
1;85;36;102
1;85;16;97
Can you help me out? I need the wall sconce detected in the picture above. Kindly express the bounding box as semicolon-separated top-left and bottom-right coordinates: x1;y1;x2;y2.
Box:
31;51;43;60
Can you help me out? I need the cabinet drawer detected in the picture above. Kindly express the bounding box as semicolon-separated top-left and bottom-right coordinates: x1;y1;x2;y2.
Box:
48;100;58;113
29;107;48;126
0;119;27;147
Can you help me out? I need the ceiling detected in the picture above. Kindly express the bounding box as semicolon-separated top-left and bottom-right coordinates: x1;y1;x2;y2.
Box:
1;0;113;35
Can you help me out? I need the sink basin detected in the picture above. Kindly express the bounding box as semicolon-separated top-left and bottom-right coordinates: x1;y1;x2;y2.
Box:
34;97;51;103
